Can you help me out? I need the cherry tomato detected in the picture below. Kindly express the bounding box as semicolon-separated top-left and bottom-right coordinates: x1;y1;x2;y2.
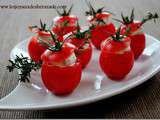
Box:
28;30;53;62
76;44;92;68
90;23;116;49
41;62;82;95
52;16;78;36
28;30;63;62
129;34;145;59
99;37;134;80
122;21;145;59
28;36;47;63
41;43;82;95
66;36;92;68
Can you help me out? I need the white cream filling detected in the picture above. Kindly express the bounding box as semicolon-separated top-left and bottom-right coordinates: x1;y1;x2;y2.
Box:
116;46;131;55
82;43;90;49
64;52;77;65
50;52;77;67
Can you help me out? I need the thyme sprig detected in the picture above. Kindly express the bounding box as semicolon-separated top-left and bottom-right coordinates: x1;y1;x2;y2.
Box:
141;12;159;25
114;9;159;27
6;54;42;83
39;31;63;51
29;19;49;32
56;5;73;16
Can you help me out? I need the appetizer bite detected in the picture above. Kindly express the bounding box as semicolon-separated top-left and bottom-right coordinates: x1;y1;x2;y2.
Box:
28;20;51;63
41;31;82;95
85;2;116;49
116;9;159;59
100;27;134;80
52;5;79;37
66;24;92;68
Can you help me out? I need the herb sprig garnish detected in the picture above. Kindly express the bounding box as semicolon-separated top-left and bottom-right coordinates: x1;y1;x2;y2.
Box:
85;1;112;17
7;54;42;83
114;9;159;27
141;12;159;25
29;19;49;32
39;31;63;51
111;27;131;42
56;5;73;16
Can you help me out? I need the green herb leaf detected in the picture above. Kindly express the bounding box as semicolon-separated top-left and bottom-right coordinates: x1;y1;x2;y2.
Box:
141;12;159;25
7;54;42;83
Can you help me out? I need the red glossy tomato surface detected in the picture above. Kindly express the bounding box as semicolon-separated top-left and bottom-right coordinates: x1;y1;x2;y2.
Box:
28;36;47;62
91;23;116;49
76;44;92;68
99;37;134;80
38;31;51;37
129;34;145;59
41;61;82;95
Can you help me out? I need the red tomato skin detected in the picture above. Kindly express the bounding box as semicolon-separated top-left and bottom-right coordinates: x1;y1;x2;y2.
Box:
38;31;51;37
77;44;92;68
129;34;145;59
91;23;116;49
28;36;47;62
41;62;82;95
100;51;134;80
99;38;134;80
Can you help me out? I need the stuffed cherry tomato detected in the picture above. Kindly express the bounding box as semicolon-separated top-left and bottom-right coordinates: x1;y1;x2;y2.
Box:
127;23;145;59
100;28;134;80
86;4;116;49
28;20;52;62
41;31;82;95
119;9;159;59
66;27;92;68
52;6;78;37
